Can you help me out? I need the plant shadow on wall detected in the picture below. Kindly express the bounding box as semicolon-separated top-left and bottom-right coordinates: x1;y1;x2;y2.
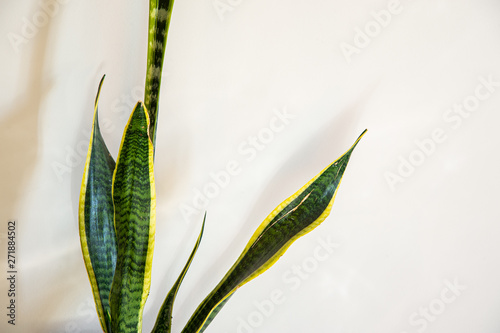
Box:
78;1;366;333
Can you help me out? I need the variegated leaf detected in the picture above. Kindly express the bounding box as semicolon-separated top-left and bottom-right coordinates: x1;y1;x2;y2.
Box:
152;214;206;333
109;102;156;333
145;0;175;147
78;75;117;333
181;130;366;333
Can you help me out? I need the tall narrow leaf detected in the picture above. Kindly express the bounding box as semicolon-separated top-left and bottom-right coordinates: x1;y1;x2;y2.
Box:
109;102;156;332
181;130;366;333
152;214;206;333
78;76;117;333
145;0;175;147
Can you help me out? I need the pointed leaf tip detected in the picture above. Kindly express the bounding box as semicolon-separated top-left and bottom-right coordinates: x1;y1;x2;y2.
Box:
180;131;365;333
109;102;156;332
79;77;117;333
152;213;206;333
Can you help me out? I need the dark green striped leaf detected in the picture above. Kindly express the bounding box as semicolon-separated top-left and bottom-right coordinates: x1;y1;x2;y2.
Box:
181;130;366;333
145;0;175;147
78;75;117;333
152;214;206;333
109;102;156;333
197;295;233;333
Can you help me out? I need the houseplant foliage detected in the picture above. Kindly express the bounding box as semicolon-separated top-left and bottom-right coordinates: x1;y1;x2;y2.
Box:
78;1;366;332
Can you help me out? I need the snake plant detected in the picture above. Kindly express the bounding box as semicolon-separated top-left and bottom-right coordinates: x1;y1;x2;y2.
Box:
78;1;366;332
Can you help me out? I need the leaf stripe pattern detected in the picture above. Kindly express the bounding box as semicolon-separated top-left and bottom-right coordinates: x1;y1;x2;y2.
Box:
181;130;366;333
78;76;117;333
145;0;175;147
109;102;156;332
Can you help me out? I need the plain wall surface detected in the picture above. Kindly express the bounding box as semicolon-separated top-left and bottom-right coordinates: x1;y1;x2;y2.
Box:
1;0;500;332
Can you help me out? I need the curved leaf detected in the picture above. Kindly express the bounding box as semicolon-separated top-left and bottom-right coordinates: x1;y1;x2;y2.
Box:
197;295;233;333
152;213;206;333
109;102;156;332
145;0;175;147
181;130;367;333
78;75;117;333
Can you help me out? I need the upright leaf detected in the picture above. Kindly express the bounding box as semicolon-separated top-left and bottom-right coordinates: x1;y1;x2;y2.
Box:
78;75;117;333
109;102;156;333
152;214;206;333
145;0;175;147
181;130;367;333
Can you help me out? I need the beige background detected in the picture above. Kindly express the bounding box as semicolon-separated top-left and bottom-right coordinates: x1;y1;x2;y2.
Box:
1;0;500;332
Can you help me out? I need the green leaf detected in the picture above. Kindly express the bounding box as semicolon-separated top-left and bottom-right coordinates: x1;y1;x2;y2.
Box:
181;130;367;333
78;75;117;333
197;295;233;333
109;102;156;333
145;0;175;147
152;213;206;333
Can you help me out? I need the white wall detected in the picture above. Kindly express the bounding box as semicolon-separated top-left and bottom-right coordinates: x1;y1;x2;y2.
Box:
1;0;500;332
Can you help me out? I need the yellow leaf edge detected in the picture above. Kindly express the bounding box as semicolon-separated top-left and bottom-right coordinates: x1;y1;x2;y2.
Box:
110;101;157;332
193;129;367;332
78;76;109;332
